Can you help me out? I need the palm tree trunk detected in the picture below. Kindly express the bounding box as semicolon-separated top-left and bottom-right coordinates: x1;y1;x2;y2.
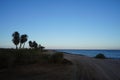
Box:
19;43;22;49
16;45;18;49
23;43;25;48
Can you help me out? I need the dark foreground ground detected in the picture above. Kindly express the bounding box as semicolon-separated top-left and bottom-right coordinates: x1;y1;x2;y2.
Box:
0;63;73;80
0;53;120;80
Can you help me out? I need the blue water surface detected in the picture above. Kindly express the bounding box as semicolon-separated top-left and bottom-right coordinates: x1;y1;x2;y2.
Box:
56;49;120;59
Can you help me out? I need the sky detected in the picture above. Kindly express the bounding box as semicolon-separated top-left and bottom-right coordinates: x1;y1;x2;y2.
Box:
0;0;120;49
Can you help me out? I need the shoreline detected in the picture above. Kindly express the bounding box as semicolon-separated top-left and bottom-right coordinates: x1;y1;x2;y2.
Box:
55;50;120;60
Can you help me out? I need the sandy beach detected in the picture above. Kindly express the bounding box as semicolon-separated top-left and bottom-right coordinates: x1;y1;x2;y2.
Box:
0;52;120;80
64;53;120;80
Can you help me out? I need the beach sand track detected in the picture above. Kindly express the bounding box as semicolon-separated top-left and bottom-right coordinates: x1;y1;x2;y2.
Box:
64;53;120;80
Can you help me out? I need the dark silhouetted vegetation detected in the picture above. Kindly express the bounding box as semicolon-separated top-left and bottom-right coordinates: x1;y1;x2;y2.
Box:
12;31;28;49
29;41;38;49
0;49;40;69
19;34;28;49
29;41;33;48
33;41;38;48
0;49;66;69
95;53;106;59
0;31;72;69
29;41;45;51
12;31;20;49
50;52;64;63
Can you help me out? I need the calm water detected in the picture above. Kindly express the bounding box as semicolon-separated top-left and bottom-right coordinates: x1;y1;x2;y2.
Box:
56;49;120;59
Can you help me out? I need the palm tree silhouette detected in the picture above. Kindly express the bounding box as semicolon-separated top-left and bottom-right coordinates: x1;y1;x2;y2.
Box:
12;31;20;49
29;41;33;48
22;34;28;48
33;41;38;49
19;34;28;49
29;41;38;49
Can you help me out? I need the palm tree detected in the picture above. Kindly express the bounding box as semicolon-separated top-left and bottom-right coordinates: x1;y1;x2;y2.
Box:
33;41;38;49
12;31;20;49
19;34;28;49
29;41;33;48
22;34;28;48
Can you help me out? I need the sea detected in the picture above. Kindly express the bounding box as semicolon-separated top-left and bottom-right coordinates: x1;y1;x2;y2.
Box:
55;49;120;59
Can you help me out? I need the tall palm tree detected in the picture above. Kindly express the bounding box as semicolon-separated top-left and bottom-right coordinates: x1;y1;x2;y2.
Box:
12;31;20;49
19;34;28;49
22;34;28;48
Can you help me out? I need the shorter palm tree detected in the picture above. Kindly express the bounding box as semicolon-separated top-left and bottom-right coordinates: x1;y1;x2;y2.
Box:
29;41;38;49
29;41;33;49
33;41;38;49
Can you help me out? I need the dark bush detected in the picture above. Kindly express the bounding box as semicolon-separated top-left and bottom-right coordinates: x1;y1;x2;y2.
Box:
95;53;106;59
39;53;51;63
14;49;41;65
0;49;65;69
50;52;64;63
0;49;42;69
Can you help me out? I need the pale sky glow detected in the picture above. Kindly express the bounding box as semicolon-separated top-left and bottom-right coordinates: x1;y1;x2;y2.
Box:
0;0;120;49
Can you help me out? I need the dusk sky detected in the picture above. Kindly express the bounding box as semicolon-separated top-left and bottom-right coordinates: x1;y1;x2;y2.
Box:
0;0;120;49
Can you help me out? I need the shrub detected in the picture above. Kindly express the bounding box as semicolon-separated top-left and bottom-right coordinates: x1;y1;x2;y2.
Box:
0;49;42;69
95;53;106;59
39;53;51;63
0;49;65;69
14;49;41;65
0;49;15;69
50;52;64;63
